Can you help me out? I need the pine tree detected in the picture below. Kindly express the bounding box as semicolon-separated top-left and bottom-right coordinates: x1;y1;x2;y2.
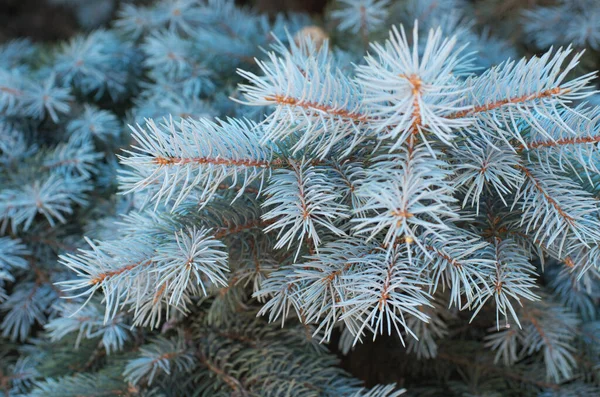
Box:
1;0;600;395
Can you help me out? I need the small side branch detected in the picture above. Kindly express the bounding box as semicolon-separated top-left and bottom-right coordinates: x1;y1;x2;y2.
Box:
448;87;567;120
264;94;369;123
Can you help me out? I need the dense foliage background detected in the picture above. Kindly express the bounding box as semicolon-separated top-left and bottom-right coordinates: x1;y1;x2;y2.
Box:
1;0;600;396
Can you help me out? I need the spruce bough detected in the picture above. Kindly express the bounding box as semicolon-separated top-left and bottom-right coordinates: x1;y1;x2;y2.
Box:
1;0;600;395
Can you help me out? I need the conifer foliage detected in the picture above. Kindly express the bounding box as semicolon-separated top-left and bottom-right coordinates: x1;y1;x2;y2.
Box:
2;0;600;395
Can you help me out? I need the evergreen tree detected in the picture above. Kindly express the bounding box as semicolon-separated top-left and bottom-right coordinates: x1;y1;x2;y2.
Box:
1;0;600;395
